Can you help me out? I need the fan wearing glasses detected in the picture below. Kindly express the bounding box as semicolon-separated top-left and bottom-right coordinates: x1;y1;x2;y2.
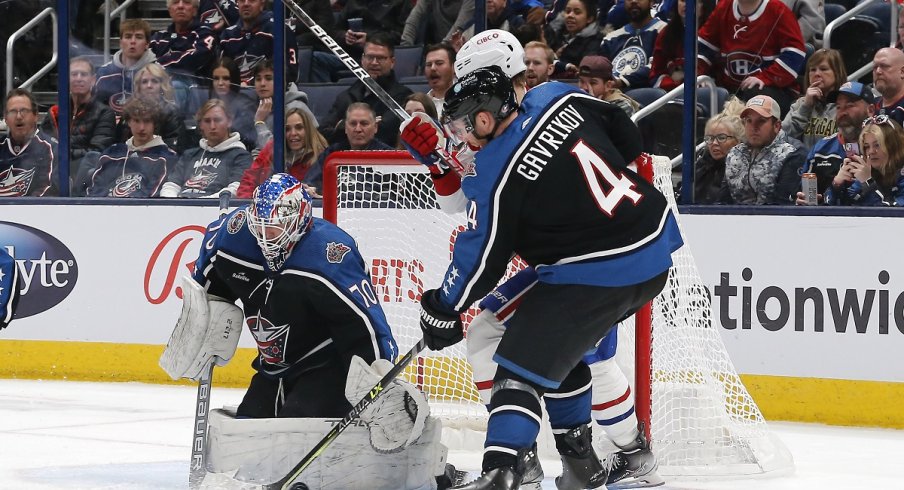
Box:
825;115;904;206
0;88;58;196
694;97;744;204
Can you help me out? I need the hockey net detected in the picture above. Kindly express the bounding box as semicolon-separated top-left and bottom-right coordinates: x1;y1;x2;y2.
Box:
322;151;793;478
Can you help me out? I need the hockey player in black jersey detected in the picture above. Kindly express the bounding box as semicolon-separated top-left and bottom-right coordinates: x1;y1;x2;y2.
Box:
161;173;398;418
407;67;683;489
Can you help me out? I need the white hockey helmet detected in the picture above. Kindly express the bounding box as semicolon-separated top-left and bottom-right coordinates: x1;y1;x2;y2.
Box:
454;29;527;80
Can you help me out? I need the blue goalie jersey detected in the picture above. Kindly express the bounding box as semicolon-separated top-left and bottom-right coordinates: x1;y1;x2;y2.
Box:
192;208;397;377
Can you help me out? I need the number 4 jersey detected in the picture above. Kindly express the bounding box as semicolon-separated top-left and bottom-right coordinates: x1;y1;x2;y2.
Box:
192;208;397;378
439;82;684;313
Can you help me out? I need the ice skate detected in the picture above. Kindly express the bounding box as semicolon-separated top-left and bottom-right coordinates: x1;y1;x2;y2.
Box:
452;465;521;490
555;424;607;489
519;444;544;490
603;424;664;488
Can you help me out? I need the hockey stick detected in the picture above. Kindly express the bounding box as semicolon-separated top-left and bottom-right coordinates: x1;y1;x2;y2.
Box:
188;191;232;489
264;338;428;490
281;0;467;175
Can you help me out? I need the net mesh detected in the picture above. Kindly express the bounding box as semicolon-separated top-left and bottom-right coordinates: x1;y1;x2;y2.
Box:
326;153;793;477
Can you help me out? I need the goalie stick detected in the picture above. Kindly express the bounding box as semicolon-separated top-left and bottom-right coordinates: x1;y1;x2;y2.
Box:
264;338;427;490
188;191;232;490
281;0;467;176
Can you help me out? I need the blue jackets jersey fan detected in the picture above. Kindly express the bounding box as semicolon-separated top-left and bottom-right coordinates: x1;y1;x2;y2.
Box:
804;134;848;196
85;137;177;197
149;21;218;78
218;10;298;84
0;129;58;197
438;82;683;313
0;247;17;329
599;17;666;89
192;208;397;378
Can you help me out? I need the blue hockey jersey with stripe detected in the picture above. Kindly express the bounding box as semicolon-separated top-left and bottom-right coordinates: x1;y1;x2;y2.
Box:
192;209;397;377
438;82;683;313
0;248;17;329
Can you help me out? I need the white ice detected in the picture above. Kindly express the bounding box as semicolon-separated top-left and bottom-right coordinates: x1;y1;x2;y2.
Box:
0;379;901;489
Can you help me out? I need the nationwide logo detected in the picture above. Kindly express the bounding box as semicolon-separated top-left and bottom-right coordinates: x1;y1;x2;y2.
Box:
0;221;78;318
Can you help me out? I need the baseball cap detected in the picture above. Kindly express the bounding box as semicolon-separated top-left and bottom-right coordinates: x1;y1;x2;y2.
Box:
741;95;781;120
578;56;613;80
827;81;876;104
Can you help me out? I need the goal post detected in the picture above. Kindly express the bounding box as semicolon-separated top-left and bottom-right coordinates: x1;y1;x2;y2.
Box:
322;150;794;478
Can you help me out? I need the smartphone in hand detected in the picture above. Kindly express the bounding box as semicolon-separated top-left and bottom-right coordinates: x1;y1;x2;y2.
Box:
348;17;363;32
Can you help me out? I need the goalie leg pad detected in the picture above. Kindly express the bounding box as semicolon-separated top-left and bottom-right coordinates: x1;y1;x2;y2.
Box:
465;310;506;405
345;355;430;453
159;276;243;381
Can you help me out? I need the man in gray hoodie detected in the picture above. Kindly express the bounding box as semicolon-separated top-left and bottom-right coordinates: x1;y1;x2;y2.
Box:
94;19;158;117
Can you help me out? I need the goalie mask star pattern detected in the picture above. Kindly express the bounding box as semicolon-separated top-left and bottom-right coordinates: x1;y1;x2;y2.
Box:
248;174;313;271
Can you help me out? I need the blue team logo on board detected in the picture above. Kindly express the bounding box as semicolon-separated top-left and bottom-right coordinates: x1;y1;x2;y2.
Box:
226;210;246;234
0;222;78;318
326;242;351;264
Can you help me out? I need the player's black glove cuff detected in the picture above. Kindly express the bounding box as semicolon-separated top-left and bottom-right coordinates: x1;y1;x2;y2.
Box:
419;289;464;351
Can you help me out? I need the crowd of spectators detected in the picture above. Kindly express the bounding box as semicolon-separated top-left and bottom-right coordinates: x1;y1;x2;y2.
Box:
1;0;903;206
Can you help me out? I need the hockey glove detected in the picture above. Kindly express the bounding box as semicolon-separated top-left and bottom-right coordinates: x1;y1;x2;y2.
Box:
419;289;464;351
400;113;444;169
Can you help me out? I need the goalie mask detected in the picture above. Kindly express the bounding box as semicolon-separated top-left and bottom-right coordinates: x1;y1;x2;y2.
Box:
442;66;517;146
248;173;313;270
454;29;526;79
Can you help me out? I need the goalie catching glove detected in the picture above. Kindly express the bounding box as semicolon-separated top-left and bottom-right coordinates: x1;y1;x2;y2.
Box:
344;355;429;453
419;289;464;351
159;276;243;381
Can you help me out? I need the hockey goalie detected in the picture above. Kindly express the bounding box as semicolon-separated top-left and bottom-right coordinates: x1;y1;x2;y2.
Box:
159;175;452;489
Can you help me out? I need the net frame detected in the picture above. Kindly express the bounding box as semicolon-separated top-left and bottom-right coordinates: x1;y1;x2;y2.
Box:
323;151;794;478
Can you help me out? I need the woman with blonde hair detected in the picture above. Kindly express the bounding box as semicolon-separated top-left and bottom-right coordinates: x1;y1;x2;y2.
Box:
237;107;327;198
782;49;847;148
695;97;745;203
826;116;904;206
160;99;252;198
120;62;186;152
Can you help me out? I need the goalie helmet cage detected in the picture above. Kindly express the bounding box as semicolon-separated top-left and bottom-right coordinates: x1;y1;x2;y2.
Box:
322;151;794;479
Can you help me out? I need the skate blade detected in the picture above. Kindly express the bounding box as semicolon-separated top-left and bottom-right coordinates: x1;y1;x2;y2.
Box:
607;471;665;489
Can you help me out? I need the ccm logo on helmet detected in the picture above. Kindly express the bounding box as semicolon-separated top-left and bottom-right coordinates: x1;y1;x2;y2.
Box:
0;221;79;318
475;32;500;45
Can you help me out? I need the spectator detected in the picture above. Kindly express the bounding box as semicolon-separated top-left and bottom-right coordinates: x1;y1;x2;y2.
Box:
237;107;327;198
600;0;666;90
403;92;439;120
697;0;806;115
319;34;413;147
782;49;846;149
198;0;239;33
0;88;57;197
95;19;158;115
456;0;539;47
41;57;116;183
249;60;319;154
84;96;178;198
121;63;187;153
695;97;744;203
209;57;257;150
150;0;218;111
310;0;412;82
303;102;393;195
218;0;298;85
796;81;874;205
722;95;806;204
400;0;475;46
513;22;547;47
423;43;457;117
577;56;640;117
524;41;556;89
160;99;251;197
779;0;824;49
826;116;904;206
650;0;715;91
872;48;904;126
544;0;604;76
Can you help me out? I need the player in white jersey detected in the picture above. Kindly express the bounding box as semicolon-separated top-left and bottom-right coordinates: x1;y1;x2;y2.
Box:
401;30;665;489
